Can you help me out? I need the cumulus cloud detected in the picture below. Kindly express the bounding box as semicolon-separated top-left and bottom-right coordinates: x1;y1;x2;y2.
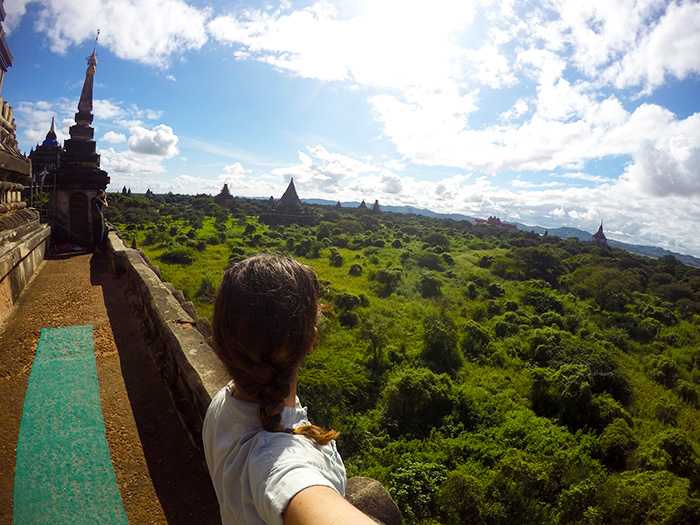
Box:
209;0;477;92
5;0;210;67
603;1;700;93
269;144;377;195
99;147;169;175
127;124;179;157
218;162;251;190
101;131;126;143
624;138;700;197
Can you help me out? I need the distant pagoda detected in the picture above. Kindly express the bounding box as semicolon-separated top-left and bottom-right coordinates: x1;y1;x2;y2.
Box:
259;178;316;226
474;216;517;230
589;222;610;249
213;183;234;208
29;117;61;188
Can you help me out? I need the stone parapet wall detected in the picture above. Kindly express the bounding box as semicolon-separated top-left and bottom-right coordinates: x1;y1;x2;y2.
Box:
0;220;50;325
106;231;228;451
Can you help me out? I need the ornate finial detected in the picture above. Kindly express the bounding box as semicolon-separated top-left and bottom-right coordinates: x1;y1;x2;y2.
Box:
86;29;99;66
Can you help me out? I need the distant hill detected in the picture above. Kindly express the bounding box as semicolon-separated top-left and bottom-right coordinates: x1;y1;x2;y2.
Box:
303;199;477;222
515;223;700;268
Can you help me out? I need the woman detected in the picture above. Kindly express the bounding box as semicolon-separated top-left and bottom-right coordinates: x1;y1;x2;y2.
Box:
203;253;377;524
91;189;108;248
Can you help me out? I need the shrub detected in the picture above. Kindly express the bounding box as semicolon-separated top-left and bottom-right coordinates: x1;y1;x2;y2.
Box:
504;300;519;312
335;292;361;311
348;263;363;277
654;398;680;425
369;267;403;297
421;231;450;248
421;313;462;375
477;255;493;268
382;367;455;437
416;251;445;271
388;460;447;523
438;469;487;524
598;418;638;471
338;310;359;328
418;272;443;298
442;252;455;266
195;277;217;302
677;380;698;406
461;321;491;360
649;355;680;388
600;471;692;524
493;320;519;339
329;249;344;267
487;283;505;298
159;247;196;265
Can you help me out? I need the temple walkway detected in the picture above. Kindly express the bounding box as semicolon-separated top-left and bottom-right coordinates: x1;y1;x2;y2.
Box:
0;251;220;524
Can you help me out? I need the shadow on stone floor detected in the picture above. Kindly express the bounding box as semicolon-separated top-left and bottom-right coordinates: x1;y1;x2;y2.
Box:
90;253;221;524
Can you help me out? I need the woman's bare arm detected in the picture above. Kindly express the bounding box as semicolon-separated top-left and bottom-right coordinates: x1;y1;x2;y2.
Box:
282;485;377;525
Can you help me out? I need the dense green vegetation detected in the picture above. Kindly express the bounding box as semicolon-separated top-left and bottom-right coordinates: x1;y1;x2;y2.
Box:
108;192;700;524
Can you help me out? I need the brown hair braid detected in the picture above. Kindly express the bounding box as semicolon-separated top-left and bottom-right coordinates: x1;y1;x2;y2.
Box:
212;253;338;445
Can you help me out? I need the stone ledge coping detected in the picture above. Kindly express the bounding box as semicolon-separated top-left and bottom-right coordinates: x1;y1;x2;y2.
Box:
106;231;228;443
0;222;50;279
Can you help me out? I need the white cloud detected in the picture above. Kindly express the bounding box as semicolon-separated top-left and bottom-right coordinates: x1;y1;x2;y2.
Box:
93;99;123;120
7;0;210;67
511;179;564;189
603;1;700;93
127;124;179;157
209;0;477;92
99;147;170;175
101;131;126;143
269;144;377;194
218;162;251;190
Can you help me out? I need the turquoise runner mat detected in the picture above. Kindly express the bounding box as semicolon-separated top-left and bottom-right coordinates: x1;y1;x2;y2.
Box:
13;325;128;524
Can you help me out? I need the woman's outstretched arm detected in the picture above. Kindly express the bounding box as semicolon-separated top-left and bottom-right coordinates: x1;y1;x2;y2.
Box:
283;485;377;525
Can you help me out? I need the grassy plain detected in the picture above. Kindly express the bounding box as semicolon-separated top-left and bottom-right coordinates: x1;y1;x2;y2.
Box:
110;193;700;524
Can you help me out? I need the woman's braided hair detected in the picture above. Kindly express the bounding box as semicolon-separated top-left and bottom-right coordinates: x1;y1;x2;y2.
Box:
212;253;338;446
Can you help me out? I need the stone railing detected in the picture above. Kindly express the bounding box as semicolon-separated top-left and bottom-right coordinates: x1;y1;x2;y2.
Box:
105;231;228;451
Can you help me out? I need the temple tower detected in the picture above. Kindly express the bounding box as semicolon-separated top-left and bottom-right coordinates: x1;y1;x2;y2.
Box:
0;0;51;322
0;0;32;225
28;117;61;191
259;178;316;226
589;222;609;249
49;45;110;246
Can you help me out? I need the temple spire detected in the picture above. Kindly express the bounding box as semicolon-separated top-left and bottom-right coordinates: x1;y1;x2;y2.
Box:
46;117;56;141
76;47;97;120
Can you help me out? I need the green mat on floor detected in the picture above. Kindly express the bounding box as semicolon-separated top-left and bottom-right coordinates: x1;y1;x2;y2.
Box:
13;325;128;524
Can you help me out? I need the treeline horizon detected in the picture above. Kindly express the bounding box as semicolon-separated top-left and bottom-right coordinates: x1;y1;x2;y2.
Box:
107;192;700;524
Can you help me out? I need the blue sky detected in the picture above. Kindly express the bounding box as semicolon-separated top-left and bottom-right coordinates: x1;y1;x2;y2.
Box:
3;0;700;257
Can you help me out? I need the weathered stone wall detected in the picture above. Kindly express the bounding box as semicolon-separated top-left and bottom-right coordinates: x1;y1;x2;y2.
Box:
105;231;228;451
0;219;51;325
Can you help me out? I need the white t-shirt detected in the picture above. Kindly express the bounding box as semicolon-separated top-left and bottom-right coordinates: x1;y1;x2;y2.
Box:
202;382;347;525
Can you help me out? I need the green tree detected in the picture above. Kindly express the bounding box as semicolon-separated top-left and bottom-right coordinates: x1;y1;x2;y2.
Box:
418;272;442;298
382;367;455;437
421;312;462;375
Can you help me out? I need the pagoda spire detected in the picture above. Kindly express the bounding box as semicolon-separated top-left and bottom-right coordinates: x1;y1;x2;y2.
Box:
43;117;58;144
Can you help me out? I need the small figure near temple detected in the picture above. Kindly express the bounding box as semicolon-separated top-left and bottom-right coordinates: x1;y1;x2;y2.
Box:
91;189;108;248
